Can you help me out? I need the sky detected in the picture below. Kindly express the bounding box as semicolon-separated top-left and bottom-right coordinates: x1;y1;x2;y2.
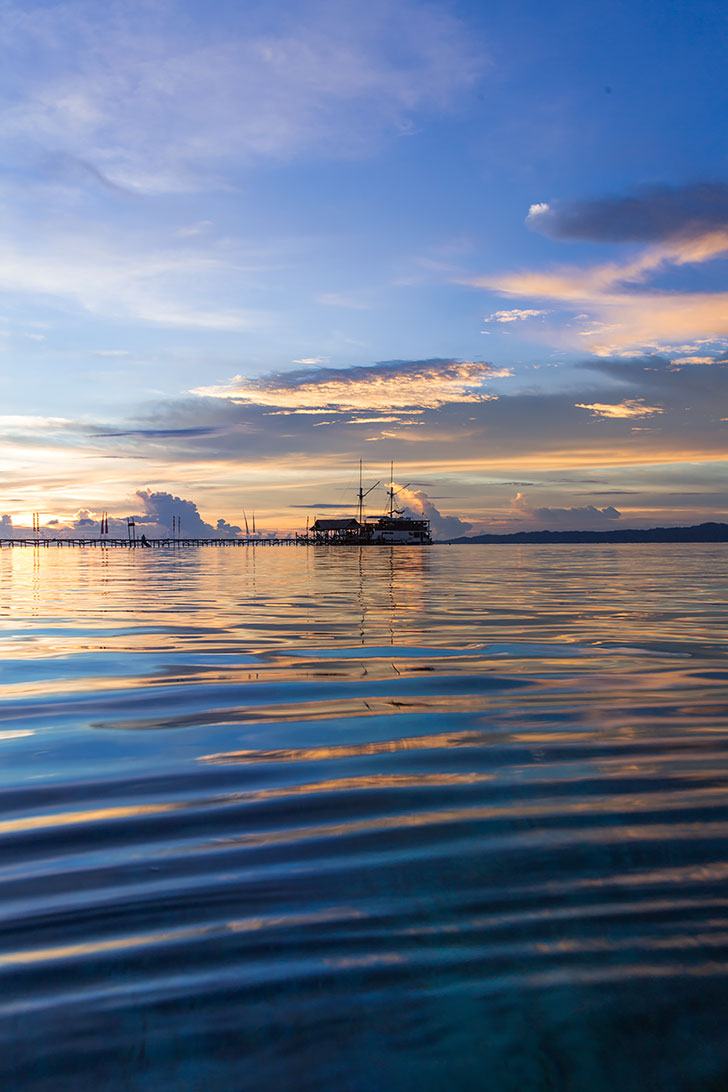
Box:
0;0;726;537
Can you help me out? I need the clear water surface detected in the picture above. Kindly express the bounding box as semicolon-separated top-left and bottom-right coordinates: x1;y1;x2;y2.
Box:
1;544;727;1091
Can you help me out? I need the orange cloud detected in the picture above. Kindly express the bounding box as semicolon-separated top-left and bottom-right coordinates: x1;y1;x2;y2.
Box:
471;229;728;353
194;359;509;413
575;399;664;420
670;356;720;365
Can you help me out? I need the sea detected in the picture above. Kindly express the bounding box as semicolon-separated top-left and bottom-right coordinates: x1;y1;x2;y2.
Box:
1;543;727;1091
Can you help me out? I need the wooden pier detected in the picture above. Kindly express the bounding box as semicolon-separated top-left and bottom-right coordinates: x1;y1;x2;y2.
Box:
0;537;308;549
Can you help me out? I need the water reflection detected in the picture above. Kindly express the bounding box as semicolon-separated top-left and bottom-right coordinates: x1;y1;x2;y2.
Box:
311;545;431;646
0;544;727;1091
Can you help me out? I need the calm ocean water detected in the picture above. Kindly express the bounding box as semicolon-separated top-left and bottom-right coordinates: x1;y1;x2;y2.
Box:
1;543;727;1091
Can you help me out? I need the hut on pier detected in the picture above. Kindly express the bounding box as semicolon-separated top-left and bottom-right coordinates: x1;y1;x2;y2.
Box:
310;518;365;544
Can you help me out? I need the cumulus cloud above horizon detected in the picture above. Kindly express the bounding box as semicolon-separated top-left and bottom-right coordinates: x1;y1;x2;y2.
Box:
512;491;621;528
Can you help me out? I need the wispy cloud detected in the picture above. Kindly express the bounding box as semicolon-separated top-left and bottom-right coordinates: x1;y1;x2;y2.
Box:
0;1;481;333
670;355;725;366
575;399;664;420
485;308;546;323
0;0;480;194
317;293;371;310
0;230;265;330
0;415;72;431
486;229;728;302
346;415;423;425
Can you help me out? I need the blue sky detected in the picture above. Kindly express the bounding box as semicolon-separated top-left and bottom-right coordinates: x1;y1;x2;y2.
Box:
1;0;726;534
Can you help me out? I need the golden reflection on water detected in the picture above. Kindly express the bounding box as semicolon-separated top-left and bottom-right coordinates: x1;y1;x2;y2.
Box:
0;802;183;836
0;906;365;967
206;807;728;855
198;730;489;764
90;696;512;731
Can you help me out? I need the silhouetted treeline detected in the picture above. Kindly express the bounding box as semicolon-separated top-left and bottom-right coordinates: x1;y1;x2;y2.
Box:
450;521;728;545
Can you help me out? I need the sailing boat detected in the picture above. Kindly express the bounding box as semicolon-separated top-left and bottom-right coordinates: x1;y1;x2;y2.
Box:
309;461;432;545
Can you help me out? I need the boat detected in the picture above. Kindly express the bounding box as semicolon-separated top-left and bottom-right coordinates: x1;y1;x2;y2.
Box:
309;462;432;545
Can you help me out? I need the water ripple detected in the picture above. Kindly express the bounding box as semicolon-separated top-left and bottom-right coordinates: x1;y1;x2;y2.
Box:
0;544;727;1091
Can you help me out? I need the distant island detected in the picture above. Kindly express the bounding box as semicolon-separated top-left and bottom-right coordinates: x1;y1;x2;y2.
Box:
450;521;728;545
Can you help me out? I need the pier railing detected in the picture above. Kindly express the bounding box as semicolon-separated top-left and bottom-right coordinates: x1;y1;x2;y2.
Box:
0;537;308;548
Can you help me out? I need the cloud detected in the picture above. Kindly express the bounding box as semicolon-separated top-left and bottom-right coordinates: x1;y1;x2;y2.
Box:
0;1;480;330
527;202;551;222
363;428;429;443
347;415;422;425
4;356;726;534
193;358;509;413
317;293;370;310
70;355;728;485
97;427;221;439
395;485;473;540
290;503;351;509
0;230;263;331
134;489;234;537
215;517;243;537
485;309;546;323
513;491;621;528
0;414;72;429
670;355;724;366
575;399;664;420
0;0;480;194
486;230;728;302
176;221;214;238
474;195;728;353
526;182;728;242
1;491;246;539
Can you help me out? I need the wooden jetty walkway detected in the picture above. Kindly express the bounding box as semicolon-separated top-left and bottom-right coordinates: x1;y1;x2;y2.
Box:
1;537;308;549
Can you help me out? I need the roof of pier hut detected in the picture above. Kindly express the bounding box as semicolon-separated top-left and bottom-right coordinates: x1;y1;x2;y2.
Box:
311;518;360;531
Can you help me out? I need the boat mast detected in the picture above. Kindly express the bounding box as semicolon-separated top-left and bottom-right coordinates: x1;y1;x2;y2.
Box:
356;459;381;526
358;459;364;525
385;461;410;519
